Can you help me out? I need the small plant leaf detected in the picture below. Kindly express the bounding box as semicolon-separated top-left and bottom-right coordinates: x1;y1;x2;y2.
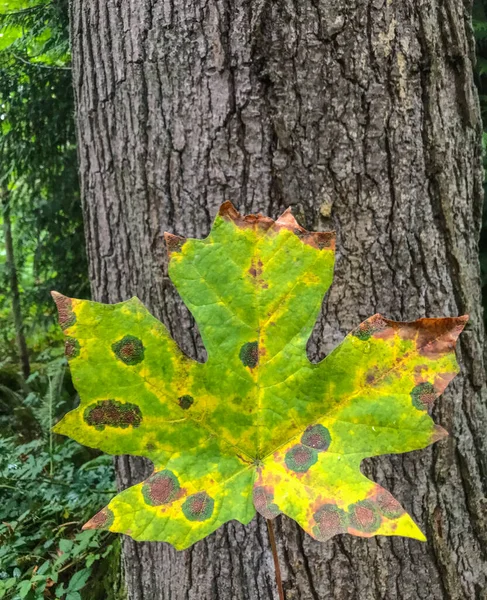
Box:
52;203;466;550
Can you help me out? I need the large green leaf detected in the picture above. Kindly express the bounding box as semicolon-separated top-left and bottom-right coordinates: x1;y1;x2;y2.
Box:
52;203;466;550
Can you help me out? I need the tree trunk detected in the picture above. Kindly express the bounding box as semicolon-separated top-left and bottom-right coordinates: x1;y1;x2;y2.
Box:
70;1;487;598
1;189;30;380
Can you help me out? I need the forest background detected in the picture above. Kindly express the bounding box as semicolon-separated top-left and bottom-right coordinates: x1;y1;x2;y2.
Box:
0;1;485;599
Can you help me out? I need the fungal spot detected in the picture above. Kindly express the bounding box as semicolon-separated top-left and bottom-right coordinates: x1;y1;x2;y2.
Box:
248;259;263;280
352;315;387;341
178;395;194;410
54;295;76;330
253;486;281;519
366;369;378;384
301;424;331;451
112;335;145;365
239;341;259;368
182;492;214;522
64;337;80;359
313;504;348;540
84;399;142;431
410;382;437;411
142;470;180;506
84;507;114;530
375;490;404;520
348;500;381;533
284;444;318;473
146;442;156;452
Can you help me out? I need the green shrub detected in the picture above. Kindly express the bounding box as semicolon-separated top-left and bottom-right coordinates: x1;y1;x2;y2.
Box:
0;437;124;600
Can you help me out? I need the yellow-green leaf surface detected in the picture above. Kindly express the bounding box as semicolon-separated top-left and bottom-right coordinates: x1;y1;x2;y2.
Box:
52;202;467;550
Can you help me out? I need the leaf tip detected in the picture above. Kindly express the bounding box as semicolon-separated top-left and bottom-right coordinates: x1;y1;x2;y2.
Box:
83;507;114;531
431;425;449;443
416;529;427;543
51;290;77;330
275;206;300;229
51;420;62;433
276;208;336;250
51;290;66;303
164;232;187;255
218;200;240;220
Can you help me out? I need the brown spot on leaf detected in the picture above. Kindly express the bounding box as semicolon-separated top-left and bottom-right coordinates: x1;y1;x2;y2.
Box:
64;337;80;359
373;489;404;519
51;291;76;330
217;202;335;250
366;370;376;384
178;395;194;410
348;500;381;533
253;486;281;519
164;232;187;255
374;315;468;358
219;201;274;231
182;492;214;521
301;424;331;451
239;341;259;368
312;504;348;541
142;470;180;506
112;335;145;365
352;314;388;341
285;444;318;472
84;399;142;431
411;382;437;411
83;507;114;530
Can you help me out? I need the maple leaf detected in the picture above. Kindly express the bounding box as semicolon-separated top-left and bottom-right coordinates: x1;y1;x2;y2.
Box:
52;202;467;550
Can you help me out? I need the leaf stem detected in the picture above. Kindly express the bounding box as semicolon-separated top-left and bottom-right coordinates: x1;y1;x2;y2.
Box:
266;518;285;600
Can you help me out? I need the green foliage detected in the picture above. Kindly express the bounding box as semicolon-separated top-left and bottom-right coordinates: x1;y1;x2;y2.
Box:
0;4;112;597
0;437;124;600
0;340;125;599
53;204;465;550
0;0;88;364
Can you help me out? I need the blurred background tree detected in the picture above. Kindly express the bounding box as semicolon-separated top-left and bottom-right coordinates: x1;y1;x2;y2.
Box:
0;0;88;375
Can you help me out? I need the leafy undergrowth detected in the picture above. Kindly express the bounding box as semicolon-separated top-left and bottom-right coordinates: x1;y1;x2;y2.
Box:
0;414;124;599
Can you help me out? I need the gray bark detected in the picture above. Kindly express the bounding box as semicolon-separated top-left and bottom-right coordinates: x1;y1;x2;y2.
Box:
70;0;487;598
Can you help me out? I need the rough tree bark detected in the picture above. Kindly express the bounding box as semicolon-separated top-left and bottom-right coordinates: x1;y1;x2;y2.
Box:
70;1;487;598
